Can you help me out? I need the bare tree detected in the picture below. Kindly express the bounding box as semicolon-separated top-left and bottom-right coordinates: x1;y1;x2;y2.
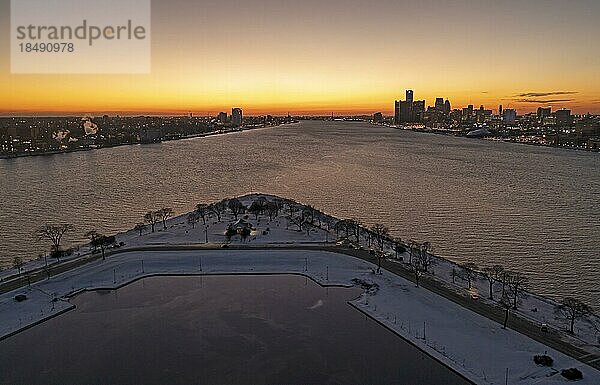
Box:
557;298;594;334
210;201;227;222
407;240;419;265
228;198;245;220
500;292;513;329
91;234;114;261
410;252;426;287
86;230;100;252
288;208;306;231
266;201;279;220
187;212;199;229
505;271;528;310
419;242;435;273
392;238;405;259
302;205;316;224
347;219;361;244
370;223;389;251
407;241;435;285
248;200;262;220
13;256;24;275
482;265;504;300
458;262;478;289
334;219;352;239
144;211;160;233
134;223;146;236
301;220;312;236
37;224;74;259
196;204;210;225
158;207;174;230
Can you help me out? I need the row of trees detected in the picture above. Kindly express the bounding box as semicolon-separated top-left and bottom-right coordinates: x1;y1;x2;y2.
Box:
455;262;594;333
28;197;596;337
85;231;116;261
323;213;597;336
142;208;174;233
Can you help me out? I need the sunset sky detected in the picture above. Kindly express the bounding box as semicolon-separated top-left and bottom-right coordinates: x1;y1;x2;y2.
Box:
1;0;599;115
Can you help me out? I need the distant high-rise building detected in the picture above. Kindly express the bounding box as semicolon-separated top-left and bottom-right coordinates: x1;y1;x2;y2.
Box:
399;100;412;123
413;100;425;122
462;104;474;122
217;112;228;124
231;108;243;126
503;109;517;124
576;116;600;138
394;90;424;124
555;109;573;127
475;105;493;123
537;107;552;121
435;98;444;112
373;112;384;123
499;105;503;116
444;100;451;115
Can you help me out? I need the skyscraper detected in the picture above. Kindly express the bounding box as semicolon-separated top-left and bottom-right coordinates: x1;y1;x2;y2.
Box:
537;107;552;122
232;108;243;126
406;90;414;104
435;98;444;112
217;112;228;123
555;109;573;127
503;109;517;124
394;90;424;124
413;100;425;122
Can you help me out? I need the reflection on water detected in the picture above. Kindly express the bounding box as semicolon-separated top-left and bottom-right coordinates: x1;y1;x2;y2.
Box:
0;121;598;305
0;275;470;385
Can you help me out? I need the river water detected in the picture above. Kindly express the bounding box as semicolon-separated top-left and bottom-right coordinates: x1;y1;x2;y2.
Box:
0;121;598;306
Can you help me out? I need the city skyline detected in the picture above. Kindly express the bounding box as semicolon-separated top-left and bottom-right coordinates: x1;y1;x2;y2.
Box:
1;0;599;115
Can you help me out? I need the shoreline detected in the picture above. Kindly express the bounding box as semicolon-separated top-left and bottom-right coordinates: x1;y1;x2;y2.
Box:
377;122;600;153
0;122;296;160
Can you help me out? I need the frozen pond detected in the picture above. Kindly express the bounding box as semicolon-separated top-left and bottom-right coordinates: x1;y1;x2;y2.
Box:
0;275;470;384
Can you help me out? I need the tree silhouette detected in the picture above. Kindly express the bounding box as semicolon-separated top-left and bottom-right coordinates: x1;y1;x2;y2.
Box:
482;265;504;300
134;223;146;236
144;211;160;233
37;224;74;259
557;298;594;334
158;207;174;230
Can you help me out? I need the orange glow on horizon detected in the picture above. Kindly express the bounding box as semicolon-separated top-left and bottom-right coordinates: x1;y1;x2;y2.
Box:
1;0;599;116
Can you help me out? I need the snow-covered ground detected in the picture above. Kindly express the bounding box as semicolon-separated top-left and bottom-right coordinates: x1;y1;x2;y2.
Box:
2;193;599;384
392;252;600;354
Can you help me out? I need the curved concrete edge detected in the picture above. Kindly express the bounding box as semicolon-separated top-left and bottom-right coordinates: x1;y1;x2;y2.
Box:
0;304;75;342
348;302;479;385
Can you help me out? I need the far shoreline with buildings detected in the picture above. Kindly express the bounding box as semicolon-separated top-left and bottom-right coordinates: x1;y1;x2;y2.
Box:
0;108;297;159
1;93;599;159
373;90;600;151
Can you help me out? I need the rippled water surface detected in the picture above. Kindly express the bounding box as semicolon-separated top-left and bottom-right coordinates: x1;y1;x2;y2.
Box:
0;275;470;385
0;121;598;305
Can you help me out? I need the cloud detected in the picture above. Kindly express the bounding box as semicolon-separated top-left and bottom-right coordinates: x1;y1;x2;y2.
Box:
516;99;574;103
515;91;578;97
